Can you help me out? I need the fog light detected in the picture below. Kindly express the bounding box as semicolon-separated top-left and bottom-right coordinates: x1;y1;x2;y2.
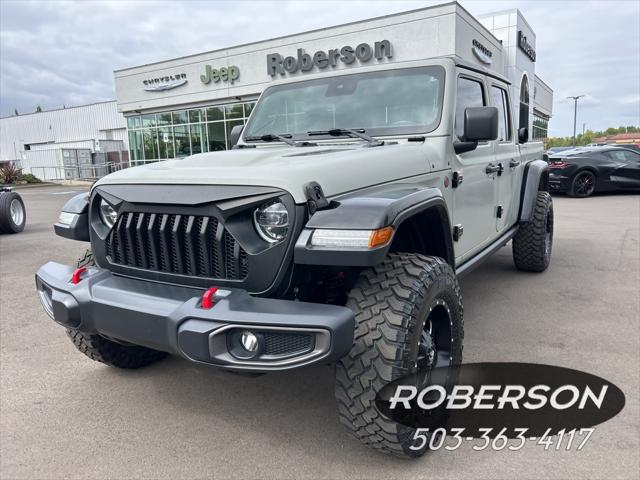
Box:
241;331;259;352
228;329;264;360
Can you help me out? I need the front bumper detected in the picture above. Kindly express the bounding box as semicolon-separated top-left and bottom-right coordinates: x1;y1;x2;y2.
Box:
35;262;354;372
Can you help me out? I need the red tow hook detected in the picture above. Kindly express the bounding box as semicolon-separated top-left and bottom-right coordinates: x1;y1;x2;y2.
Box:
201;287;218;309
70;267;87;285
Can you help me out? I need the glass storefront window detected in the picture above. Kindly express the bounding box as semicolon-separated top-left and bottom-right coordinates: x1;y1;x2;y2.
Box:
127;100;256;162
128;130;143;162
127;116;141;129
225;104;244;120
533;113;549;140
158;127;174;159
141;114;157;128
190;123;207;154
157;112;172;126
172;110;188;125
188;108;205;123
174;125;190;157
207;122;226;152
225;119;245;149
142;129;158;160
206;106;224;122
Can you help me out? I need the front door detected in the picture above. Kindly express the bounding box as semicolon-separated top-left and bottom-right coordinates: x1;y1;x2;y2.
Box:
451;74;498;263
605;149;640;188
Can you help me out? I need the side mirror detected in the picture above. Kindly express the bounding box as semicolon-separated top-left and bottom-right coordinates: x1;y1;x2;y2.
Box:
518;127;529;144
229;125;244;148
453;106;499;154
464;107;499;142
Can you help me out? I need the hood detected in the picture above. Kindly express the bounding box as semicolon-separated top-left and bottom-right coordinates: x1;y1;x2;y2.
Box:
95;142;432;203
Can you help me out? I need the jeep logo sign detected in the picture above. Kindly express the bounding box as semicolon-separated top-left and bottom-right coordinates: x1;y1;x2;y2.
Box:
266;40;393;77
200;65;240;85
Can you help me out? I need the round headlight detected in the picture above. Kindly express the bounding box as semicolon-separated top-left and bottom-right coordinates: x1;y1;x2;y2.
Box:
99;199;117;229
254;201;288;243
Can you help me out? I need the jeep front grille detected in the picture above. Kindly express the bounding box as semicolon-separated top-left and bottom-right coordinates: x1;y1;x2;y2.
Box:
106;212;248;280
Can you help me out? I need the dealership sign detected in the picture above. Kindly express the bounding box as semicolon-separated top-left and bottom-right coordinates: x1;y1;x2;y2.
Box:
518;30;536;62
200;65;240;85
471;39;493;65
143;73;188;92
266;40;393;77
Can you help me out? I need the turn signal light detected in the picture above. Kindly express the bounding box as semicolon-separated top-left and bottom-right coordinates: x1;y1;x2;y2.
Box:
368;226;394;248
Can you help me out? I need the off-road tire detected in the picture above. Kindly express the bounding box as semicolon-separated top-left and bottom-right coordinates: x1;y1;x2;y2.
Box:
335;253;463;458
512;191;553;272
0;191;26;233
65;250;167;369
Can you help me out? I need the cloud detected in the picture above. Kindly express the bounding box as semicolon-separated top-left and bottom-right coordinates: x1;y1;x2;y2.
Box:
1;0;639;136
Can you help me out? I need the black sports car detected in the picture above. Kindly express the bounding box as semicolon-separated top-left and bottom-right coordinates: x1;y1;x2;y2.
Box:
548;146;640;197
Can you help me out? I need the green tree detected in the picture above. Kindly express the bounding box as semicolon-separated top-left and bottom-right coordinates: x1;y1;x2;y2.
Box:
35;105;42;113
13;108;18;116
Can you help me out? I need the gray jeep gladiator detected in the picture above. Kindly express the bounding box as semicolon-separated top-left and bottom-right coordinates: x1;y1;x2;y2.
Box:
36;58;553;457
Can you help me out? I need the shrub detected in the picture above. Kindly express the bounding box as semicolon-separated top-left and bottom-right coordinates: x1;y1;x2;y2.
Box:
0;163;22;184
21;173;42;184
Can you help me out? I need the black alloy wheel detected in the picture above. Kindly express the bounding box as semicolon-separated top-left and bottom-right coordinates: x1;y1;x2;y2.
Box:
571;171;596;197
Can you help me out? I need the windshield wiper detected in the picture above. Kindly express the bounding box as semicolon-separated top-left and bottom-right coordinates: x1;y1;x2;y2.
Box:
245;133;317;147
307;128;384;147
245;133;298;146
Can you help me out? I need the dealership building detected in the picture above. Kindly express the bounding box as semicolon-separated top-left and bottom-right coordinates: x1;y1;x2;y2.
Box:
1;2;553;179
114;2;553;165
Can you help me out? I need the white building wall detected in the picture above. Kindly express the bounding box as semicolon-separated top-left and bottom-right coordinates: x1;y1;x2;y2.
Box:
0;100;128;162
479;9;545;138
114;2;504;114
534;75;553;117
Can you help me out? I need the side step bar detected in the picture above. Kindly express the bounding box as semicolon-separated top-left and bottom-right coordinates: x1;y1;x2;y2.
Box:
456;225;519;278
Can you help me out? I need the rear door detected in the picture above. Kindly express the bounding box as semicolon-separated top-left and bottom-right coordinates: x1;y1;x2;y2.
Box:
490;84;520;232
451;74;498;262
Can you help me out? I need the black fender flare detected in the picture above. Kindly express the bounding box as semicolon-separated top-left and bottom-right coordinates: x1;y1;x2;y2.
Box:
53;192;90;241
294;185;454;267
518;159;549;223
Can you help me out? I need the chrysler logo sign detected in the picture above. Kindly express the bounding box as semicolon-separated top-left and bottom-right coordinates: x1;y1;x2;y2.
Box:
143;73;188;92
472;39;493;65
266;40;393;77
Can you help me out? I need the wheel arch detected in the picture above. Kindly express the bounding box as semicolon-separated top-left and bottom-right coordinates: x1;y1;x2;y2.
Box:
519;159;549;222
388;202;455;267
294;185;455;267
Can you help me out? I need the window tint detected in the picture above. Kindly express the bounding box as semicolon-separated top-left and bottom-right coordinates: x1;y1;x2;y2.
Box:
519;75;530;132
455;77;485;139
491;86;512;141
608;150;640;162
245;67;445;139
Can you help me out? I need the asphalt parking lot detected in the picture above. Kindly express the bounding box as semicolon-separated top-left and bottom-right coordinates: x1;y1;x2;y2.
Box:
1;185;638;480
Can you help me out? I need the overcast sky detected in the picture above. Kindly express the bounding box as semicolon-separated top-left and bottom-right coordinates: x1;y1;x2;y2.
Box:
1;0;638;136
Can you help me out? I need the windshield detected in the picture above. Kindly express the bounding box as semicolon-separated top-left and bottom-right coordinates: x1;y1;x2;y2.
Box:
244;66;445;140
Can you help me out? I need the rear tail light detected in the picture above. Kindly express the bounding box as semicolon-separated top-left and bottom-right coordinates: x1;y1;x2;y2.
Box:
549;160;570;169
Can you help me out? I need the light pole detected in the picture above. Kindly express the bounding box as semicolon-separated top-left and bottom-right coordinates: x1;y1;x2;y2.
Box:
567;95;585;146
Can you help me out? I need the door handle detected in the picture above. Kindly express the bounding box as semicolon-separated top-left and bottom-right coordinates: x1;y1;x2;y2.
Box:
486;163;503;175
509;159;521;168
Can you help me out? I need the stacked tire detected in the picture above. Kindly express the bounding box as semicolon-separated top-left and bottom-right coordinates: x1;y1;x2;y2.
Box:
0;190;26;234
